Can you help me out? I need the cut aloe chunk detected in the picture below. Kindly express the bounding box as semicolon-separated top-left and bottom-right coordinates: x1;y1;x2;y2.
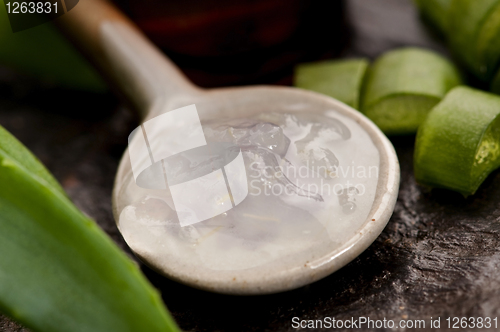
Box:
414;86;500;196
414;0;452;36
361;48;461;135
448;0;500;80
294;58;369;109
0;125;179;332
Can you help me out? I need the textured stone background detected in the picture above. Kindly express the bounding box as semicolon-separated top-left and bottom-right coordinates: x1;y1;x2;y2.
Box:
1;0;500;331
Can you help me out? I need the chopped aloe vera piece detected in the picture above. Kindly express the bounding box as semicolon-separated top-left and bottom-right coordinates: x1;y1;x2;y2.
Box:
414;86;500;196
363;95;441;135
294;58;369;109
361;48;462;135
448;0;500;80
0;126;179;332
414;0;452;36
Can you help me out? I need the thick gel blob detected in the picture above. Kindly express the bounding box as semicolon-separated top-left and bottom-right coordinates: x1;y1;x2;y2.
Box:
117;111;380;271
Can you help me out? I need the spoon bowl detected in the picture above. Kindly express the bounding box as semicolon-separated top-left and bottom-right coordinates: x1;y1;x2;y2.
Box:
58;0;400;294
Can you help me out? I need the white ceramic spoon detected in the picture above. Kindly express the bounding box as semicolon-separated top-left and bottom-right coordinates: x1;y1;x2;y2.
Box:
58;0;400;295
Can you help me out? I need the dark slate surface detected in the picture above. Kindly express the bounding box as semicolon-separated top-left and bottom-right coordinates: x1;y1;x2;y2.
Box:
1;0;500;331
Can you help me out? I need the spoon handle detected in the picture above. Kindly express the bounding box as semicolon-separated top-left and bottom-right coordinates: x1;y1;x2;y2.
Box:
56;0;200;119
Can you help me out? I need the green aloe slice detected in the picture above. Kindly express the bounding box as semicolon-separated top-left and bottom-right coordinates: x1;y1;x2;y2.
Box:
414;86;500;196
447;0;500;80
414;0;452;36
0;126;180;332
361;47;462;135
294;58;369;109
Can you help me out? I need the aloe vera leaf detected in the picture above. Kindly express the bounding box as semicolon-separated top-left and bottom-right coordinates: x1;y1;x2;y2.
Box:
447;0;500;80
361;47;462;135
0;3;106;92
414;86;500;196
294;58;369;109
0;127;180;332
476;2;500;81
414;0;452;36
0;126;63;195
